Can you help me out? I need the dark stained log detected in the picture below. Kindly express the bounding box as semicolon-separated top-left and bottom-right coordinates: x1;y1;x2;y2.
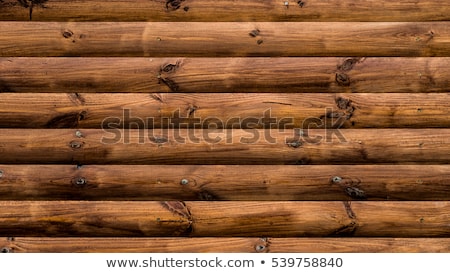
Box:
0;0;448;22
0;93;449;129
0;201;448;237
0;22;448;57
2;237;448;253
0;129;449;165
0;165;449;201
2;58;449;93
0;201;191;237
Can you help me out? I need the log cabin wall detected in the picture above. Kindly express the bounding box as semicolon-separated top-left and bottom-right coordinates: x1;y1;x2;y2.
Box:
0;0;449;253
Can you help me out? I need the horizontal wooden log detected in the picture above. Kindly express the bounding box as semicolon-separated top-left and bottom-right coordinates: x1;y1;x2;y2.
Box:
0;22;448;57
0;129;449;165
1;93;449;129
2;237;449;253
0;165;449;201
0;201;448;237
2;57;450;93
0;0;449;22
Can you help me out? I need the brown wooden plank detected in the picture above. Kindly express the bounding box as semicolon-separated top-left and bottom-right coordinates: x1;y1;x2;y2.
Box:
0;129;449;165
2;57;449;93
1;93;449;129
0;201;448;237
0;165;449;201
0;22;448;57
2;237;449;253
189;201;450;237
0;201;190;237
0;0;449;22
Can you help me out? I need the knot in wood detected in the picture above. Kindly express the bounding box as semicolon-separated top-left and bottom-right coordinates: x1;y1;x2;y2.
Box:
180;178;189;185
149;136;168;144
73;177;87;186
1;247;11;253
161;63;178;73
249;29;260;38
332;176;342;183
62;29;74;39
335;73;350;86
338;58;359;72
69;141;83;149
286;139;302;148
166;0;185;11
255;244;265;252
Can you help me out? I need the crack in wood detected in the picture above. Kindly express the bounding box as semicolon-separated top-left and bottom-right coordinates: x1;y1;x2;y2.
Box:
425;30;434;42
16;0;48;21
161;201;193;235
198;190;217;201
158;60;182;92
262;101;293;106
343;201;356;219
328;201;359;236
45;112;84;128
150;93;164;103
331;221;357;236
46;110;87;128
162;201;191;219
159;77;179;91
68;93;85;105
187;104;198;117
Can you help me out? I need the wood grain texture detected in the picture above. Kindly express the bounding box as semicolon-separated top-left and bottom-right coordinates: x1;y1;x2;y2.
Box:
2;57;449;93
0;129;449;165
0;93;449;129
2;237;449;253
0;0;449;22
0;165;449;201
0;201;448;237
0;22;449;57
0;201;191;237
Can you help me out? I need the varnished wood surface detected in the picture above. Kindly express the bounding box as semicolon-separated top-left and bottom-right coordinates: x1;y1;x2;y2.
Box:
0;129;449;164
0;22;449;57
0;0;449;22
1;0;449;253
2;237;448;253
0;93;449;128
0;201;448;237
0;165;448;201
2;57;449;93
